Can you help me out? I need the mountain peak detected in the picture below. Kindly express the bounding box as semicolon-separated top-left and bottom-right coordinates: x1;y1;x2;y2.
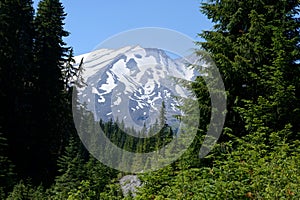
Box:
74;46;198;131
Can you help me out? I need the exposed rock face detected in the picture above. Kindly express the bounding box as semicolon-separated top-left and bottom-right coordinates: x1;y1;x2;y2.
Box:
119;175;142;197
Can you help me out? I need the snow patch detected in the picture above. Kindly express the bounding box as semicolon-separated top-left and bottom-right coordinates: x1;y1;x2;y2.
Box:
113;97;121;106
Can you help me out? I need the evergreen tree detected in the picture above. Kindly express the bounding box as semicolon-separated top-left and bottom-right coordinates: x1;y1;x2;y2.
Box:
158;101;167;128
198;0;300;141
63;48;77;91
50;135;85;199
32;0;72;183
0;0;36;182
83;156;118;198
156;101;173;151
135;1;300;198
7;180;45;200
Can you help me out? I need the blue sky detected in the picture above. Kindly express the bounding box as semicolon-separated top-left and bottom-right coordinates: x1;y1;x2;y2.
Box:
33;0;213;56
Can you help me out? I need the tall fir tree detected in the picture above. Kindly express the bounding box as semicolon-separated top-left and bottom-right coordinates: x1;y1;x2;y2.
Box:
32;0;72;183
0;0;36;181
50;135;85;199
198;0;300;142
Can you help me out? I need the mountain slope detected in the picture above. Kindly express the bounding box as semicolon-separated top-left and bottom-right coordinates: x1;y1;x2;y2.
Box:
74;46;198;132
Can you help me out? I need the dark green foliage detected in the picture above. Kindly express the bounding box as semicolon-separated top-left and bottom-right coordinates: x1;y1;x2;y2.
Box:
48;130;118;199
0;0;79;195
49;135;85;199
132;0;300;199
31;0;70;182
83;156;118;197
0;135;16;196
100;181;124;200
199;0;300;140
66;180;97;200
7;180;45;200
101;116;173;154
0;0;36;184
135;127;300;199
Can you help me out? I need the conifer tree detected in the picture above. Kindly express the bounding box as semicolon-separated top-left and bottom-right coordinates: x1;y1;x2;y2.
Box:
0;0;35;181
32;0;72;182
198;0;300;141
83;156;118;197
156;101;173;150
135;1;300;198
159;101;167;128
50;135;85;199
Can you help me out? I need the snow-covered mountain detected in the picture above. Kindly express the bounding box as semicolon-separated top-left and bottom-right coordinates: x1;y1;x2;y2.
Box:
74;46;199;131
